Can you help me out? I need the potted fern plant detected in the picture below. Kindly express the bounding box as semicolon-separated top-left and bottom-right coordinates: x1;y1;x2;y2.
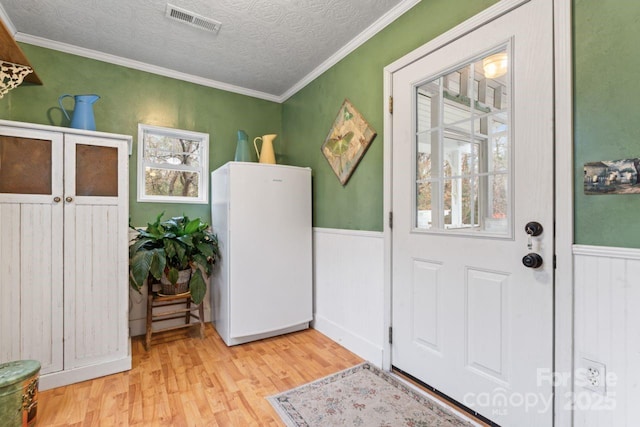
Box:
129;213;219;305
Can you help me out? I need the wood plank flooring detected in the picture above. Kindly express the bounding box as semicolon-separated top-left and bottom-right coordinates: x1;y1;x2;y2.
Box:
37;324;363;426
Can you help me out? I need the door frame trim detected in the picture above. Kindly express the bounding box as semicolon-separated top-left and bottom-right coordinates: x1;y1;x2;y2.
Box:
381;1;573;425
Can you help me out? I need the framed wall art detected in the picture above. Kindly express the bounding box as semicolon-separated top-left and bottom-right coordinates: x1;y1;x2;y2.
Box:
321;99;376;185
584;158;640;194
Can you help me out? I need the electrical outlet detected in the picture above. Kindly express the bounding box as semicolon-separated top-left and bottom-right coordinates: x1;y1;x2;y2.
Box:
579;357;607;395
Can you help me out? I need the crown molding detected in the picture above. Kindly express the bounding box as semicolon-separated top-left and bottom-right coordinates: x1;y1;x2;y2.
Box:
8;0;421;104
14;32;282;103
0;2;16;35
278;0;420;102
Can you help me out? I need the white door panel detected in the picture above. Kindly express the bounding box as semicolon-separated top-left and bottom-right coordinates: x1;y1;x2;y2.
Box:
392;1;554;425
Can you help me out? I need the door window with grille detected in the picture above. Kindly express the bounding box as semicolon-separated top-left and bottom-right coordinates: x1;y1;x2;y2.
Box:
415;45;511;236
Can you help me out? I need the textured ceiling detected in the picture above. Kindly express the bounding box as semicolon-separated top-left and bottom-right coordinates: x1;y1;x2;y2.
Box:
0;0;411;100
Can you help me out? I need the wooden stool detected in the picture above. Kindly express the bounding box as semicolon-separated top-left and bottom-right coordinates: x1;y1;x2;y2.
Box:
145;291;205;350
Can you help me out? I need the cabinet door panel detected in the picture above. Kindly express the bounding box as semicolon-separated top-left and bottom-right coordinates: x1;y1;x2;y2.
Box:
18;205;63;373
0;136;52;194
75;144;118;196
63;134;129;369
0;128;64;375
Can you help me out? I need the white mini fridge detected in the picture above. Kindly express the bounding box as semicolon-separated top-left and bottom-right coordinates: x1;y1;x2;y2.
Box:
210;162;312;346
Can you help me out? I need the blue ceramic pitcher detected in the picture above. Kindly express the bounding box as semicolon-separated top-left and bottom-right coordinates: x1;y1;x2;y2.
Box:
58;94;100;130
234;129;253;162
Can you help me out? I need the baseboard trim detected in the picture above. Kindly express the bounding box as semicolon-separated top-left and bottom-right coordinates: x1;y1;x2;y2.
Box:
313;314;383;367
39;355;131;391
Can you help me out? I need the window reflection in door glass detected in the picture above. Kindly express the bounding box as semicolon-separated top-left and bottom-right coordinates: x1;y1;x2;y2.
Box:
416;131;434;179
417;81;439;133
414;46;510;235
443;177;479;229
416;181;434;229
442;135;478;178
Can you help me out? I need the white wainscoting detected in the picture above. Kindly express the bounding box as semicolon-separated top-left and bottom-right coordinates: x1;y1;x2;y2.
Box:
312;228;385;366
573;245;640;426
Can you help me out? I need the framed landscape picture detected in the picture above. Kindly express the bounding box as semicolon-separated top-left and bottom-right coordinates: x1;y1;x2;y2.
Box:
584;158;640;194
321;99;376;185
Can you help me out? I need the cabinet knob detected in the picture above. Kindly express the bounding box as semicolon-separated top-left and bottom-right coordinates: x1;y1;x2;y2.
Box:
65;196;73;203
53;196;61;203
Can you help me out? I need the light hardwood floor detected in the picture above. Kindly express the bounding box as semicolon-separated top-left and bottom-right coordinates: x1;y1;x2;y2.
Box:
37;324;363;426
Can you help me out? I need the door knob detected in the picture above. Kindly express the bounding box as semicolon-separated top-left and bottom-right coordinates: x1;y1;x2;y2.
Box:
525;221;543;236
65;196;73;203
522;253;543;269
53;196;61;203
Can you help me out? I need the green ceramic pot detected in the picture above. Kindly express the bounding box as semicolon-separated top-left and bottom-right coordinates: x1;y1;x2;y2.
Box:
0;360;40;427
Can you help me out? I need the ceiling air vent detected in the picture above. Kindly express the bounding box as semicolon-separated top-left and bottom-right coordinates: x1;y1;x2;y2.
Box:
165;4;221;34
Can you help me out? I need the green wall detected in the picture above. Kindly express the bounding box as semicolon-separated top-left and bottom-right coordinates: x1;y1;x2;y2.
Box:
0;44;282;226
573;0;640;247
282;0;640;247
282;0;498;231
4;1;637;247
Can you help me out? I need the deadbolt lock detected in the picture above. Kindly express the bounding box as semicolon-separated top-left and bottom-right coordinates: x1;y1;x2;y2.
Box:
525;221;543;236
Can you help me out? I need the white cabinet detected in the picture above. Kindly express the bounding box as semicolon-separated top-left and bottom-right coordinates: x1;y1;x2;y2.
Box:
0;120;131;390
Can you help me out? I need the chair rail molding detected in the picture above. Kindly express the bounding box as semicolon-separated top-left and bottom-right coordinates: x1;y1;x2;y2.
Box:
573;244;640;259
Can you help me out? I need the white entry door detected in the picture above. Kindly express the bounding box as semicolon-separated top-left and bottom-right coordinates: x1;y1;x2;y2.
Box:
391;1;554;425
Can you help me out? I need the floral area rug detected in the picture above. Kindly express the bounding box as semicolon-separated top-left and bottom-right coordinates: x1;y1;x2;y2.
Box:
267;362;475;427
